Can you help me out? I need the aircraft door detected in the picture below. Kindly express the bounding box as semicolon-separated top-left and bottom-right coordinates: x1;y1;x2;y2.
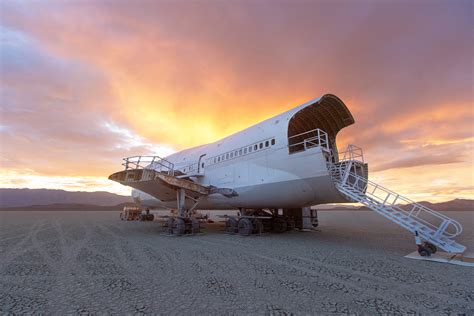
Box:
198;154;207;173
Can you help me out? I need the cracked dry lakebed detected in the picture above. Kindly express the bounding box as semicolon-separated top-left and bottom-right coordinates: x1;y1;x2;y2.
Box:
0;210;472;315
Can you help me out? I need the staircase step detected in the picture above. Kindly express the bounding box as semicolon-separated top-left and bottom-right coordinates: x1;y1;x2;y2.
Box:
334;170;465;253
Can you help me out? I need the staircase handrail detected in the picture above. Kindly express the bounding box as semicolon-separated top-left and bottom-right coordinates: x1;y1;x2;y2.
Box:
337;144;364;163
333;166;463;238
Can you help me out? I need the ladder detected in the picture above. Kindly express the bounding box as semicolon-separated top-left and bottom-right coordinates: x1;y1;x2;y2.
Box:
329;148;465;254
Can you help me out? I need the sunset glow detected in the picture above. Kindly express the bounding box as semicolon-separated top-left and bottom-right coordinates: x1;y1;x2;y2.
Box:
1;1;472;202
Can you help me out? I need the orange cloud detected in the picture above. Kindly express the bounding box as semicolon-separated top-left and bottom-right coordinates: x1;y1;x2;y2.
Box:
0;1;472;202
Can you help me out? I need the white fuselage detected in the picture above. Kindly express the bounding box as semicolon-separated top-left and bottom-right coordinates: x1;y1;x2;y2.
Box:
131;95;353;210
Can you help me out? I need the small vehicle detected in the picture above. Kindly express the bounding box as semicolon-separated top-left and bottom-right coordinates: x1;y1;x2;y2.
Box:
139;209;155;221
120;206;141;221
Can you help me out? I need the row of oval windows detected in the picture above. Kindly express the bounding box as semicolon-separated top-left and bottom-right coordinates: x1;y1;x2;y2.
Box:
212;138;276;164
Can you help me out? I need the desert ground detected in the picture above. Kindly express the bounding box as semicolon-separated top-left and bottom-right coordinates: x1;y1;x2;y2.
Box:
0;209;472;315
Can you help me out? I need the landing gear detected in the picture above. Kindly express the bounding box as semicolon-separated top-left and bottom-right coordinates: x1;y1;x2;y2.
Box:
225;217;238;233
173;218;186;235
272;217;287;233
166;188;202;236
167;217;200;236
286;217;296;231
238;218;253;236
224;209;299;236
252;219;264;235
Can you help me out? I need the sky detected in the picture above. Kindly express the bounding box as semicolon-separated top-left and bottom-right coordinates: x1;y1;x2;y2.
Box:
0;0;472;202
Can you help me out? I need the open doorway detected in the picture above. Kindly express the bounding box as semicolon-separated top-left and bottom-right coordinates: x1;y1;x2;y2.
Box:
287;94;355;162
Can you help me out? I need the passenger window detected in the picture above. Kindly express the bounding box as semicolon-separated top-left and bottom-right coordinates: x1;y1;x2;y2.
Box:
249;146;252;152
218;157;220;162
230;152;233;158
265;140;269;147
244;148;247;154
271;139;275;145
235;151;238;156
254;144;258;150
239;149;242;155
259;143;263;149
226;153;229;159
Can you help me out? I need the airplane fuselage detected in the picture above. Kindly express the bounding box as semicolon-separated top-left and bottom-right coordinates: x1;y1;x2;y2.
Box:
127;94;359;210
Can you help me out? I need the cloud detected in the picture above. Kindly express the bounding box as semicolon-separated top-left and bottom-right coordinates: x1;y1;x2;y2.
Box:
0;26;174;178
0;1;472;201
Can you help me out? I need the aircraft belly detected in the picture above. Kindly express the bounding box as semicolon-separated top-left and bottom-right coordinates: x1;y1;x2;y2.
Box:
198;175;347;209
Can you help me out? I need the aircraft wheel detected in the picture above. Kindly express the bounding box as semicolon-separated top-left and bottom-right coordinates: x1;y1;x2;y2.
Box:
173;218;186;236
273;217;287;233
252;219;264;234
166;218;174;233
286;217;296;231
424;242;437;254
120;213;124;220
238;218;253;236
226;217;238;233
191;218;200;234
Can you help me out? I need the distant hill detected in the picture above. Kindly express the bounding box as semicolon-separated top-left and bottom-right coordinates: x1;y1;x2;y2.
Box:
0;203;137;211
0;188;471;212
0;188;132;208
415;199;474;212
317;199;473;212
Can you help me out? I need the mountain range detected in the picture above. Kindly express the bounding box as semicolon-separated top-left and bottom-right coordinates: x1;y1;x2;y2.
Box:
0;188;472;211
0;188;132;208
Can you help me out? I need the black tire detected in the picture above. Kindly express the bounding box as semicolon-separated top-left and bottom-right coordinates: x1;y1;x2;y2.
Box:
173;218;186;235
120;213;124;220
418;247;432;257
191;218;200;234
226;217;238;233
273;217;287;233
424;242;437;254
252;219;264;234
166;218;175;233
286;217;296;231
238;218;253;236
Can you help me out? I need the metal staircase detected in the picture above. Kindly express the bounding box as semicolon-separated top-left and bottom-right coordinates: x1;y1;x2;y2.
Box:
329;145;465;253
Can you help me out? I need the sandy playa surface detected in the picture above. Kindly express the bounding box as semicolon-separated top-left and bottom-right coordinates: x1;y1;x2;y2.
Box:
0;209;472;315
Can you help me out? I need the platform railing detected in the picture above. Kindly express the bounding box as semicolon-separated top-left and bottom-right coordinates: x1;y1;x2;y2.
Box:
288;128;330;153
123;156;175;176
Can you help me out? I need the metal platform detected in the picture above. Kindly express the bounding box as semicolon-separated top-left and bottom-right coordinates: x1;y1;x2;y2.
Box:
405;251;474;267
